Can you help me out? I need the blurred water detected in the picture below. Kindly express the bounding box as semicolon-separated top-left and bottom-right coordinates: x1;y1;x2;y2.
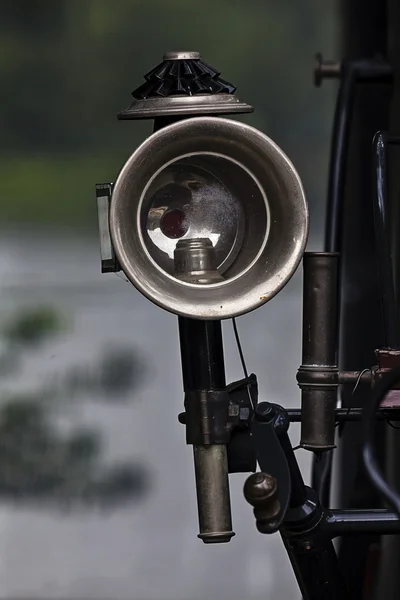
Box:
0;230;311;600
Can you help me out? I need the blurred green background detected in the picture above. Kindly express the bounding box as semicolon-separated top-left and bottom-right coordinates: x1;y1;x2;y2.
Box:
0;3;340;597
0;0;338;236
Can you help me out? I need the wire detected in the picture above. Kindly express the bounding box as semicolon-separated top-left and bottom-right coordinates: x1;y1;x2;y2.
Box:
231;317;257;411
353;368;371;395
115;272;129;283
362;366;400;515
317;368;372;506
232;317;249;379
337;368;372;438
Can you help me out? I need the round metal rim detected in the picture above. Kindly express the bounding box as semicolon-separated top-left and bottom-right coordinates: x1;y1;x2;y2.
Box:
110;116;309;319
117;94;254;119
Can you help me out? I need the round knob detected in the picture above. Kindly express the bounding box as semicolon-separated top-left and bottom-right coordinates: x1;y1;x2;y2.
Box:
243;472;278;507
314;52;341;87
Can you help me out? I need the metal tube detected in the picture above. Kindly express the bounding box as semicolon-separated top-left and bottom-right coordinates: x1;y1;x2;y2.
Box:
323;509;400;538
178;318;226;390
286;407;400;422
298;252;339;451
193;445;234;543
324;65;354;255
178;317;234;543
372;131;400;349
281;532;348;600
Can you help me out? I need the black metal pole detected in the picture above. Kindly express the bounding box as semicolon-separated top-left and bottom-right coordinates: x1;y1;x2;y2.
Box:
378;4;400;596
298;252;339;451
246;404;347;599
324;65;353;254
372;132;400;349
337;2;392;596
178;318;226;390
153;112;234;544
277;414;348;600
280;533;348;600
323;509;400;538
178;317;234;544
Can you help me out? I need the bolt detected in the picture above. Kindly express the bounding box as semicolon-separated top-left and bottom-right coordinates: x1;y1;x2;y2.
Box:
314;52;341;87
239;407;250;421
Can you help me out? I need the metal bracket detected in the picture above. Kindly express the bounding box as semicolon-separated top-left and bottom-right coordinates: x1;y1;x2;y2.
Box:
96;183;121;273
250;404;292;532
178;374;258;473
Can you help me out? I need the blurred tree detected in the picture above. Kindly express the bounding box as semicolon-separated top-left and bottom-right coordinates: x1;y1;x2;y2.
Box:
0;306;150;509
0;0;338;230
3;306;62;347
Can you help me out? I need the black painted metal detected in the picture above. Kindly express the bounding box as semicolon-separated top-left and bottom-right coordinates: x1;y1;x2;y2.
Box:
378;4;400;595
313;52;392;516
337;2;392;596
280;532;348;600
325;64;352;254
250;403;291;531
278;413;347;599
250;404;347;599
324;509;400;538
325;59;392;254
178;318;226;391
131;56;236;101
363;367;400;515
372;132;400;348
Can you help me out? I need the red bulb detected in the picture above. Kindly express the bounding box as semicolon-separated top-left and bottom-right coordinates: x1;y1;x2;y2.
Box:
160;209;189;239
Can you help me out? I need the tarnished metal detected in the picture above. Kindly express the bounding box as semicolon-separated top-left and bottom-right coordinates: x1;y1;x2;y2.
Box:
174;238;224;284
314;53;341;87
193;445;234;543
118;93;253;119
298;252;339;451
243;472;281;531
109;116;309;319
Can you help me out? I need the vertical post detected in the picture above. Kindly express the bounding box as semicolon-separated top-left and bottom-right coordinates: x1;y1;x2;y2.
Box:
298;252;339;451
178;317;234;543
372;132;400;349
338;3;391;597
153;114;234;544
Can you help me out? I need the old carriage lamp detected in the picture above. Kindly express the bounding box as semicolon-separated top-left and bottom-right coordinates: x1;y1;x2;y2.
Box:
96;52;309;542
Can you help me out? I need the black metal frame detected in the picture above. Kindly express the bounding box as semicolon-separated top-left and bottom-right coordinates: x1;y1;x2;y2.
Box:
176;256;400;598
151;34;400;598
312;54;392;512
249;402;400;600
